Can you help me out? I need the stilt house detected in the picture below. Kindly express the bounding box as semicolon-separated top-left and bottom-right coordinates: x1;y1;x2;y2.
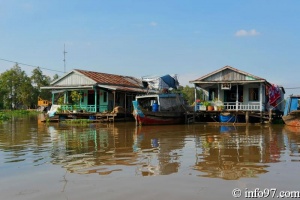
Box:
189;66;285;113
41;69;151;114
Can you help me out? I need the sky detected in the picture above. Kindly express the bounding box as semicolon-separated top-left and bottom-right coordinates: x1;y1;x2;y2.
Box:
0;0;299;95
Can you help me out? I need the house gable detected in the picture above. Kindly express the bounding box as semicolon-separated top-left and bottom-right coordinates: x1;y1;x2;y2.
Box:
191;66;265;83
52;71;96;86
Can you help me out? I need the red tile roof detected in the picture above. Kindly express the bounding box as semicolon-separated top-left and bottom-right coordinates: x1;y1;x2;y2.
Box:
75;69;141;87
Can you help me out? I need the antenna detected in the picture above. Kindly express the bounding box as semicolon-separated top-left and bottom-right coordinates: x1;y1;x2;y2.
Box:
63;44;67;73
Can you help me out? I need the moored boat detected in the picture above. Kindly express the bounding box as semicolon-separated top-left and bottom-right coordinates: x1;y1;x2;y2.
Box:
282;95;300;127
132;93;186;125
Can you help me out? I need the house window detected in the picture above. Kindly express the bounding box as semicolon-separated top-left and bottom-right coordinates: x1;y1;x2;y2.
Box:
221;83;231;90
249;88;259;101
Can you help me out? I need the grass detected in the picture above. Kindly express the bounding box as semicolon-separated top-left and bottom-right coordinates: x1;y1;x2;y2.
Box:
0;112;10;121
0;109;40;121
60;119;95;125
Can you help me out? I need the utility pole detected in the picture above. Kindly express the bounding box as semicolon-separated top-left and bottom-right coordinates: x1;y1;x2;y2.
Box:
63;44;67;73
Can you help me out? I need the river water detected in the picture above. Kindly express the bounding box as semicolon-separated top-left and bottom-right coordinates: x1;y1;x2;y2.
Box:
1;114;300;200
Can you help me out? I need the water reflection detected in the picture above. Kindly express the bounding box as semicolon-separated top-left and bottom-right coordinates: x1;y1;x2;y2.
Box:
194;126;274;180
1;115;300;180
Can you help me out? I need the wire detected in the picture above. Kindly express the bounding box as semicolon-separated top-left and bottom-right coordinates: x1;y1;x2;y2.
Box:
0;58;65;73
285;87;300;89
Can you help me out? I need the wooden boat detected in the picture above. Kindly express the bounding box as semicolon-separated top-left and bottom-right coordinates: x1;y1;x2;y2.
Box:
132;93;186;125
282;95;300;127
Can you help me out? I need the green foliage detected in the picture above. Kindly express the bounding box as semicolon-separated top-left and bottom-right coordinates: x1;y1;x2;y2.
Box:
52;74;59;81
0;112;10;121
203;101;211;107
61;119;93;125
175;85;203;105
0;64;34;109
70;91;82;105
0;65;57;110
31;67;52;103
57;96;65;105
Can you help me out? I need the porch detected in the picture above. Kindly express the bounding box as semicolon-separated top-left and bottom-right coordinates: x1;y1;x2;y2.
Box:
60;104;107;113
196;101;262;111
223;102;261;111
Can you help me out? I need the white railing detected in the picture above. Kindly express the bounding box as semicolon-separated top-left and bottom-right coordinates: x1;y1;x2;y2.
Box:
60;105;98;112
223;102;261;111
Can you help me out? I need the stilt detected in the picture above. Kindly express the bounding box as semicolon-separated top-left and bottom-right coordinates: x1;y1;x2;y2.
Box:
245;111;249;124
269;109;272;123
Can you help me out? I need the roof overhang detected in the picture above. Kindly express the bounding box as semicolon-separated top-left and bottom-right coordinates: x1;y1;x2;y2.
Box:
190;80;268;89
41;85;94;90
97;84;157;93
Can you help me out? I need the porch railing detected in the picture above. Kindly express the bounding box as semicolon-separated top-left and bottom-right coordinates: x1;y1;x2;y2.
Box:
223;102;261;111
60;105;98;112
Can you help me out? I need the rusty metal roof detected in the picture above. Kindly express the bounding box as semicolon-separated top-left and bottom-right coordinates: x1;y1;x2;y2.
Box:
75;69;142;88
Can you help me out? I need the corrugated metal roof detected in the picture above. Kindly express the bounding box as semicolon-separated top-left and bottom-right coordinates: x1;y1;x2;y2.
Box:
190;66;266;83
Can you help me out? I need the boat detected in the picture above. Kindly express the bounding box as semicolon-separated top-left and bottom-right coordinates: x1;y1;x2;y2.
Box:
282;95;300;127
219;112;236;123
132;93;187;125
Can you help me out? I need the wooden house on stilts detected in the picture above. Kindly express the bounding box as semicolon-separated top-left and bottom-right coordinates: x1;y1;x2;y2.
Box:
41;69;151;121
189;66;285;123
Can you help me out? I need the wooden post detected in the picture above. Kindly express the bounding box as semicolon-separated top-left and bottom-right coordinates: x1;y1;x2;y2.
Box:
125;93;127;120
269;109;272;123
113;91;116;110
194;87;197;111
94;89;97;113
236;84;239;111
245;111;249;124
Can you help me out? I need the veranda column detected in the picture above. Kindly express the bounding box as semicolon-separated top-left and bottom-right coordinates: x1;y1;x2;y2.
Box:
218;84;220;101
64;91;67;104
236;84;239;111
194;87;197;111
94;89;97;113
125;93;127;119
52;93;54;105
259;82;263;123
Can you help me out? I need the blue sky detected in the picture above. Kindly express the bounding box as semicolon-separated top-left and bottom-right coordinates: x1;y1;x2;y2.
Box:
0;0;299;95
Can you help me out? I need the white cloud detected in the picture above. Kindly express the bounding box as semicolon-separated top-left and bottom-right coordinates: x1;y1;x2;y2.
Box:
149;22;158;27
235;29;260;37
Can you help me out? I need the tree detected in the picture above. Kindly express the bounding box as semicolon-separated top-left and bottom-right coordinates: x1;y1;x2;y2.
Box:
52;74;59;82
0;64;34;109
176;85;203;105
31;67;52;105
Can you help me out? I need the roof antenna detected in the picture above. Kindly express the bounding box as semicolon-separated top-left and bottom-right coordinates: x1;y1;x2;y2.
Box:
63;44;67;73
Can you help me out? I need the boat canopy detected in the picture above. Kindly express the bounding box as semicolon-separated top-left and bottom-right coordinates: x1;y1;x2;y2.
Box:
142;74;179;90
284;96;300;116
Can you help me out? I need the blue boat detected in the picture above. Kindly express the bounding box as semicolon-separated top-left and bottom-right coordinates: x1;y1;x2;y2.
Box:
219;112;236;123
282;95;300;127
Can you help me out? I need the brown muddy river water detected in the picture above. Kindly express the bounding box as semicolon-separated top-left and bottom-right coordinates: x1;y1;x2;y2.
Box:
1;114;300;200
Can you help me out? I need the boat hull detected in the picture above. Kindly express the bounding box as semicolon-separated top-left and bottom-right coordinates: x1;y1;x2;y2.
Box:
134;112;185;125
132;100;185;125
282;110;300;127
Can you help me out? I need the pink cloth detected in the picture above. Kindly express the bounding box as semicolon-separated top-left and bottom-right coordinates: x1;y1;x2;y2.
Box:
269;84;281;107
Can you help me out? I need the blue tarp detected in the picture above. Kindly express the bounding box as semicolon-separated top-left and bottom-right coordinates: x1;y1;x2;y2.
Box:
160;74;177;89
